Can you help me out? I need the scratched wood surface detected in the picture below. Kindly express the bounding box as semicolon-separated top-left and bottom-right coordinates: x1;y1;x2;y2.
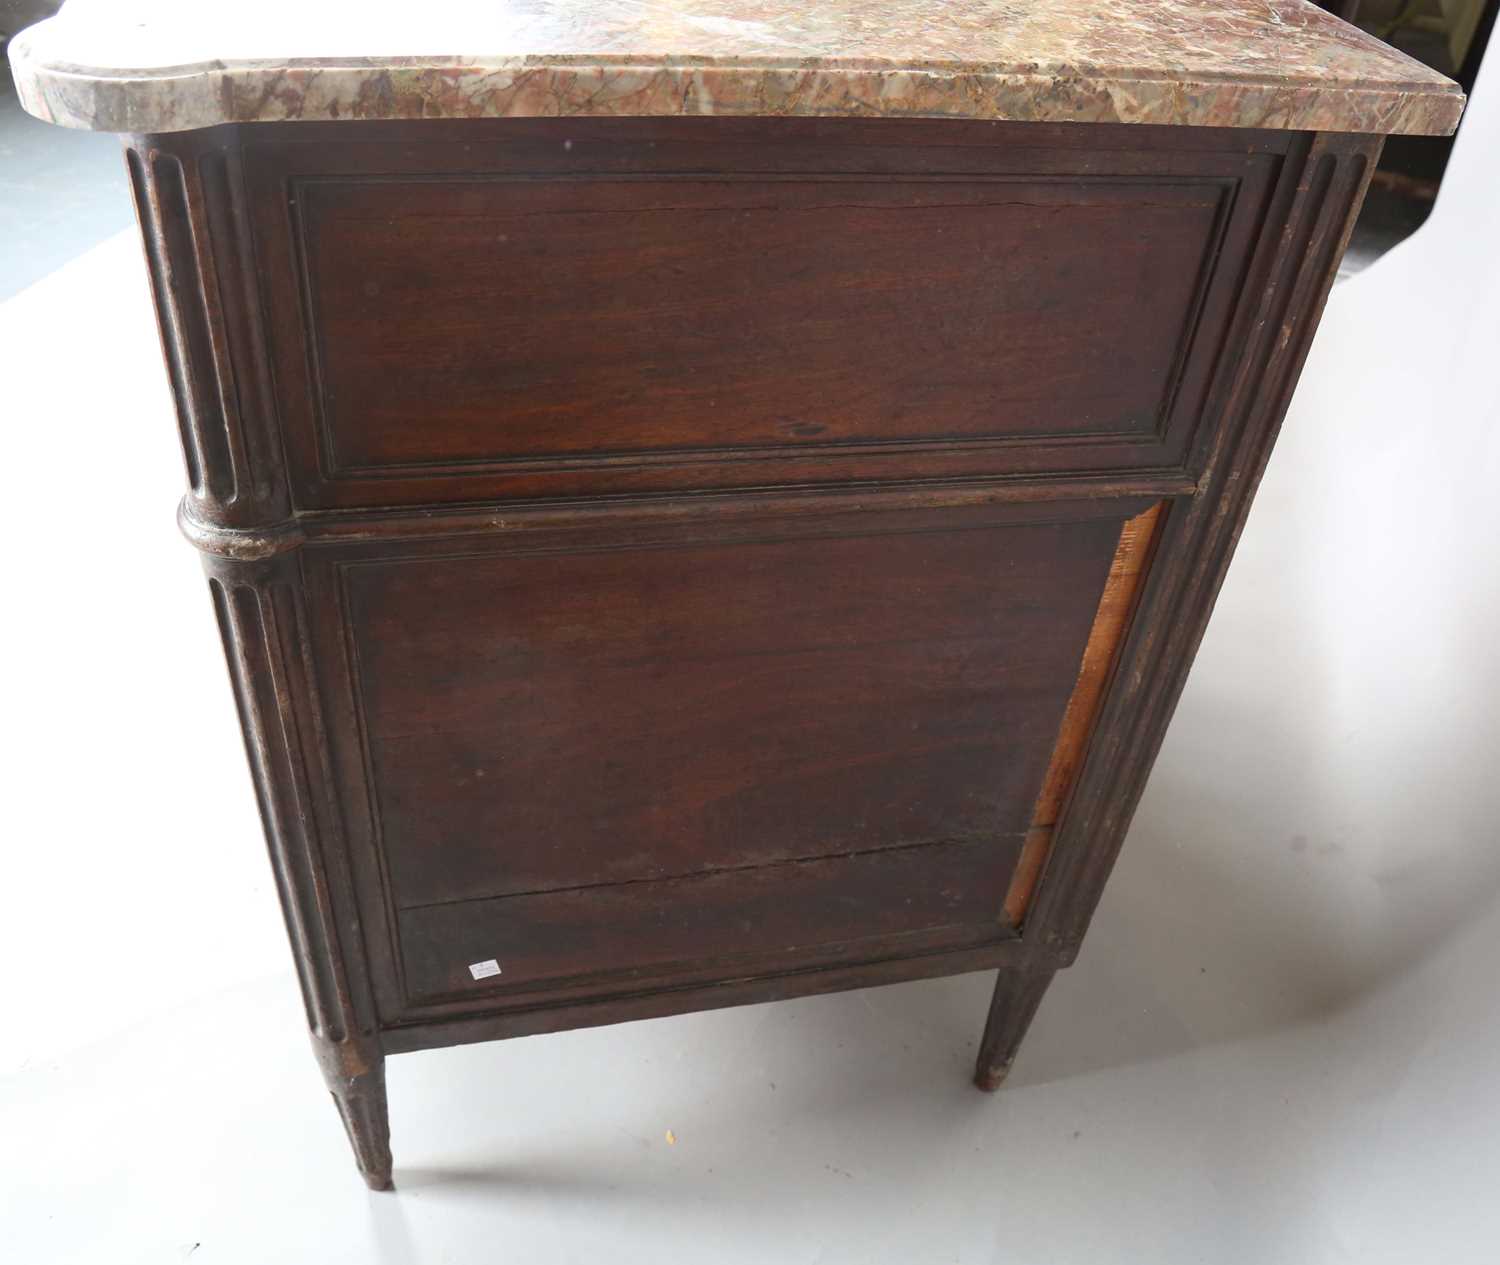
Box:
1004;502;1167;924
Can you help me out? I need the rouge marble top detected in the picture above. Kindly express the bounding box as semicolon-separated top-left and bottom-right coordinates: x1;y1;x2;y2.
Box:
8;0;1464;137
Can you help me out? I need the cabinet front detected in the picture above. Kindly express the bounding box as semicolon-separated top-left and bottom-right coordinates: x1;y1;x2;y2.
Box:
306;497;1161;1022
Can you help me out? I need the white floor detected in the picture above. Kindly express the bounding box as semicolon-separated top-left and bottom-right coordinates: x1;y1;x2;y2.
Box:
3;85;1498;1265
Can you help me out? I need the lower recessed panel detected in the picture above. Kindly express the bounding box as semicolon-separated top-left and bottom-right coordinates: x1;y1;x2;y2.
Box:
400;834;1024;1004
329;502;1139;1014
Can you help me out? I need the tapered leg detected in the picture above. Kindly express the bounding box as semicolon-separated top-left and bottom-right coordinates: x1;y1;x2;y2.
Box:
973;966;1057;1092
316;1039;394;1190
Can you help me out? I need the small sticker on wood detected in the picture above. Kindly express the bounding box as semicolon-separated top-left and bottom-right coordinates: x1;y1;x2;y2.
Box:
468;959;502;980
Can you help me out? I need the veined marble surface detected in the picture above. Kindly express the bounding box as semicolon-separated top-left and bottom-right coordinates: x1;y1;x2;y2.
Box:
7;0;1463;136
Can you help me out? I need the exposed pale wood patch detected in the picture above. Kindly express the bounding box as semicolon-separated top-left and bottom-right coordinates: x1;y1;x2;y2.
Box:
1003;502;1164;925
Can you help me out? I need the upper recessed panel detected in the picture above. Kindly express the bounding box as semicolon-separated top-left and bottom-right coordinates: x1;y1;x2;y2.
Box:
300;175;1218;479
244;118;1275;507
9;0;1463;135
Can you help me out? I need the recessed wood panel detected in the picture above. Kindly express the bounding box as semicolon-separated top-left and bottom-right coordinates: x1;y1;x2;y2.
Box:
329;501;1136;1000
400;836;1024;1003
301;176;1221;471
241;118;1284;506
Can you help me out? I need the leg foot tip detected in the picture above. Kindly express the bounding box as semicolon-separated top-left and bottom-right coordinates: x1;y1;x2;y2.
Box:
974;1064;1012;1093
362;1170;395;1192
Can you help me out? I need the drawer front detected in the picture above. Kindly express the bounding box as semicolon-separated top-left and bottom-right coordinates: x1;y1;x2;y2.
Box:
304;495;1160;1017
400;837;1023;1004
246;118;1283;507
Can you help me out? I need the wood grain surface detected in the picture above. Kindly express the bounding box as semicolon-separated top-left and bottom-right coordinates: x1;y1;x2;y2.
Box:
117;115;1382;1185
1004;502;1166;924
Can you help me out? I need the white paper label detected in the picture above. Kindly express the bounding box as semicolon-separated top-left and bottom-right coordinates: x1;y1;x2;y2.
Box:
468;959;502;980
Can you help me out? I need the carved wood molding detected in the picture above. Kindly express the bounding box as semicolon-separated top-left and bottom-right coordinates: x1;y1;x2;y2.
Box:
205;553;378;1063
127;132;289;530
1023;133;1383;959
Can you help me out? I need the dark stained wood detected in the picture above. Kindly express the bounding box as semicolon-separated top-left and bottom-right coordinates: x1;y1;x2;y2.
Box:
199;554;387;1188
974;965;1059;1091
400;836;1023;1004
311;497;1140;1023
117;115;1384;1186
315;1043;392;1192
239;115;1284;507
343;509;1122;911
382;942;1062;1056
301;177;1218;464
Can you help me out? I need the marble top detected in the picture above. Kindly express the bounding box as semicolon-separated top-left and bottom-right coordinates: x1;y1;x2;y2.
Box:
8;0;1463;136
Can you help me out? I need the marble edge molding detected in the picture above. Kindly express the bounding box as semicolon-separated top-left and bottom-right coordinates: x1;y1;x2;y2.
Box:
8;40;1464;137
